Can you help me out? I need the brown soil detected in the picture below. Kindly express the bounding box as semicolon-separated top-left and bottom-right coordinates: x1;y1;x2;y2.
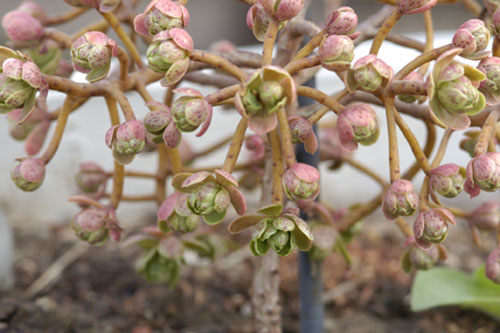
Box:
0;223;499;333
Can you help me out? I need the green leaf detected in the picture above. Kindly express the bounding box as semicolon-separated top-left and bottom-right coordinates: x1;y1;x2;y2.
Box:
411;266;500;320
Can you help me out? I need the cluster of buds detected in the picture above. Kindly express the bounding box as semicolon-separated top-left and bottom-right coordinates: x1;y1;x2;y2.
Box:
106;120;147;165
72;205;122;244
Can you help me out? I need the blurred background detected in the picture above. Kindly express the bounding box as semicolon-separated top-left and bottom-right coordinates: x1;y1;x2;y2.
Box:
0;0;476;49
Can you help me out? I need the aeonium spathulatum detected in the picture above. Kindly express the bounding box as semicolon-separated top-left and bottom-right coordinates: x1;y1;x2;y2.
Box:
172;170;247;224
229;204;313;257
427;48;486;130
235;66;296;135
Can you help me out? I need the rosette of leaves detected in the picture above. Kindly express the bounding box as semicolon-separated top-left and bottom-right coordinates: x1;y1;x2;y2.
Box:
427;48;486;130
134;0;189;37
157;192;199;233
235;66;296;134
229;204;313;257
172;170;247;224
24;40;62;75
345;54;393;92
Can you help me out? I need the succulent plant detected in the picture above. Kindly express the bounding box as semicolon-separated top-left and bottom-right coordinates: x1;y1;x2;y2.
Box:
75;161;108;197
429;163;465;202
452;19;490;60
146;28;193;86
246;3;276;42
486;247;500;284
105;119;146;165
25;40;62;76
427;48;485;130
396;0;437;15
289;116;317;154
319;35;354;72
157;192;199;233
71;31;118;82
382;180;419;220
282;163;320;201
467;201;500;231
477;57;500;105
346;55;393;92
464;152;500;197
134;0;189;37
2;10;44;47
11;157;45;192
258;0;303;22
336;103;379;152
235;66;295;134
324;6;359;38
402;243;439;272
171;88;212;136
413;207;456;249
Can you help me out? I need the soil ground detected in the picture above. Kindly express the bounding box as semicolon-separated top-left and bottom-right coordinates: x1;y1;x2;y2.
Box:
0;218;499;333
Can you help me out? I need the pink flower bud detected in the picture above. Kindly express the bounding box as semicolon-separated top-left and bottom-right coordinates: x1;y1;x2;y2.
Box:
72;207;109;244
346;55;393;92
2;10;44;47
64;0;121;13
486;247;500;283
71;31;117;82
324;6;359;39
157;192;199;233
407;244;439;270
485;0;500;15
258;0;303;22
247;3;274;42
319;35;354;72
17;2;48;25
413;207;456;249
114;120;147;155
478;57;500;104
11;157;45;192
134;0;189;37
171;88;212;137
289;116;317;154
452;19;490;60
337;103;379;152
282;163;320;201
396;0;436;15
429;163;465;200
468;201;500;231
75;161;107;194
464;152;500;198
382;180;419;220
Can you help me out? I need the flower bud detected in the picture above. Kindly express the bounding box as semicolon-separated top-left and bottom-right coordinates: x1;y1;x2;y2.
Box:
468;201;500;231
64;0;121;13
403;244;439;271
75;161;107;194
146;28;193;86
71;31;117;82
478;57;500;105
486;247;500;284
337;103;379;152
397;71;426;104
134;0;189;37
309;224;337;261
429;163;465;199
346;55;393;92
319;35;354;72
188;182;230;224
143;109;171;135
158;192;199;233
437;75;482;114
258;0;303;22
0;58;41;115
11;157;45;192
245;134;266;161
382;180;418;220
465;152;500;197
485;0;500;15
414;208;456;249
324;6;358;38
452;19;490;60
17;2;48;25
246;3;274;42
72;207;109;244
289;116;313;144
396;0;436;15
172;88;212;134
114;120;147;155
283;163;320;201
2;10;44;47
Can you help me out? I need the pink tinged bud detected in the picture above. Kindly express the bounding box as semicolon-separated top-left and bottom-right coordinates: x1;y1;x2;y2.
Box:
478;57;500;105
406;244;439;271
134;0;189;37
382;180;418;220
465;152;500;197
319;35;354;72
17;2;48;25
114;120;147;155
485;0;500;15
346;55;393;92
468;201;500;231
11;157;45;192
247;3;274;42
171;88;212;136
486;247;500;283
2;10;44;47
429;163;465;201
75;161;107;194
452;19;490;60
413;208;456;249
71;31;118;82
72;207;109;244
324;6;359;39
396;0;437;15
337;103;379;152
289;116;317;154
146;28;192;86
258;0;304;22
282;163;320;201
